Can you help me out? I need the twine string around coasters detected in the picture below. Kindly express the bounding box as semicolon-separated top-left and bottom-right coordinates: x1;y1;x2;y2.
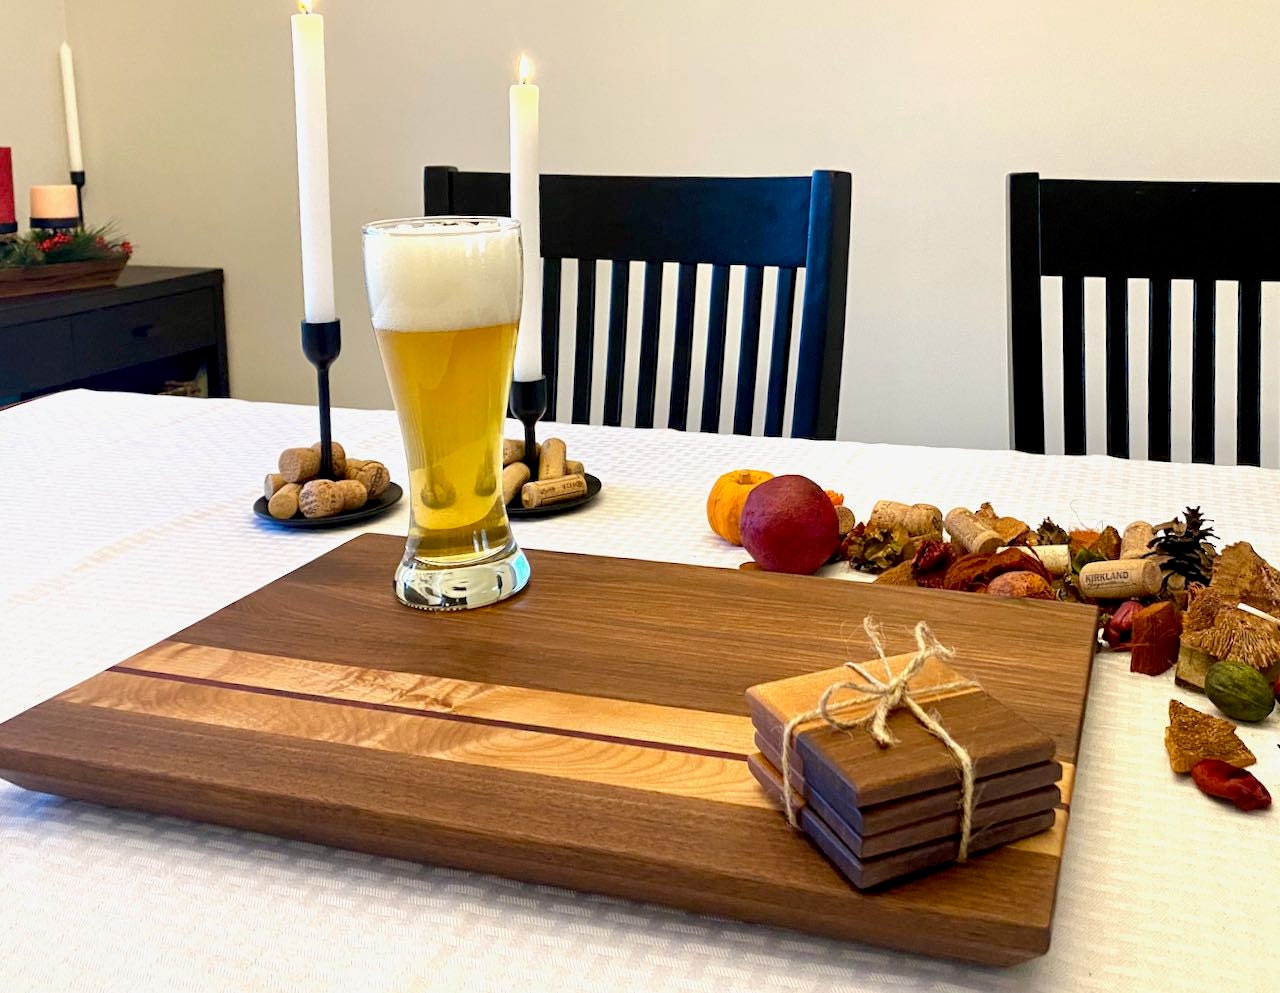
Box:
780;618;983;861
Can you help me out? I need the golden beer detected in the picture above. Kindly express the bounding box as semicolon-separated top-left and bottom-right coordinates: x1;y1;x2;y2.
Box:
375;322;517;562
362;217;529;609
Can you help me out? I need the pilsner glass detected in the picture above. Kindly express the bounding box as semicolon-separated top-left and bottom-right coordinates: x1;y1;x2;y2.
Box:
362;217;530;610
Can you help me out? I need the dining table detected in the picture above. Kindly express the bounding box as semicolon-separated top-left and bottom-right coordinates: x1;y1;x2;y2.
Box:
1;388;1276;993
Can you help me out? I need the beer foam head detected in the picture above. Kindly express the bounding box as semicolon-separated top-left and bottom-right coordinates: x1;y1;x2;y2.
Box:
362;217;522;332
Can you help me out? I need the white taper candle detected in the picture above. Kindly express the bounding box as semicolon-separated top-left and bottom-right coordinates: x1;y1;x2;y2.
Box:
509;54;543;381
59;43;83;173
290;5;337;324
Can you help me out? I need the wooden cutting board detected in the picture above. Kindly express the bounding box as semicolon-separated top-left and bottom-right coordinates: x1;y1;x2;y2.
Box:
0;534;1099;966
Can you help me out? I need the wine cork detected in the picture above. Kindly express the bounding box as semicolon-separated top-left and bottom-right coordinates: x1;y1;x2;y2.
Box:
522;473;587;509
503;438;541;467
835;505;858;536
1120;521;1155;559
502;462;530;506
345;460;390;499
267;482;301;520
539;438;567;480
867;500;911;531
264;473;286;500
278;446;320;484
904;503;943;537
309;441;347;478
298;479;343;519
423;478;456;509
564;459;584;476
998;544;1070;576
944;508;1003;554
335;479;367;511
1077;559;1162;599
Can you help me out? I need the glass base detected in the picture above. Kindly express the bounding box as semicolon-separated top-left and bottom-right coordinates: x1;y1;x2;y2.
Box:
393;542;530;611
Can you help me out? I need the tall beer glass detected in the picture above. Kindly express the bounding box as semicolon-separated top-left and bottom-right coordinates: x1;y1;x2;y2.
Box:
362;217;530;610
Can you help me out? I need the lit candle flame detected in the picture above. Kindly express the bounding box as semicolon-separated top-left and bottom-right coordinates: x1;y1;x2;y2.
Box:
297;1;313;13
517;53;533;85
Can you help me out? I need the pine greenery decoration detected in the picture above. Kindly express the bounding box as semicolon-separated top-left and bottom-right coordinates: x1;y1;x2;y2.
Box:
0;225;132;269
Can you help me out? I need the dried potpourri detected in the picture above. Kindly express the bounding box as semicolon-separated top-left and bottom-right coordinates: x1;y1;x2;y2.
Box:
910;538;954;589
1190;759;1272;811
841;523;914;574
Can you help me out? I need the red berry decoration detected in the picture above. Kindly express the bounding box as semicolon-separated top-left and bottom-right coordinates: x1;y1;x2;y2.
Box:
1190;759;1271;811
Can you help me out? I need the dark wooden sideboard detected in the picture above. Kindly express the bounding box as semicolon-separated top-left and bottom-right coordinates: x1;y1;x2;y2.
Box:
0;266;227;401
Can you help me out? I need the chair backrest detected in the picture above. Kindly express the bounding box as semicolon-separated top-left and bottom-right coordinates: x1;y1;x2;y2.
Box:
425;167;851;439
1008;172;1280;465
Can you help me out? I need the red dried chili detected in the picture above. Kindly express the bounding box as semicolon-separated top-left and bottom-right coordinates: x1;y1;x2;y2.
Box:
1190;759;1272;811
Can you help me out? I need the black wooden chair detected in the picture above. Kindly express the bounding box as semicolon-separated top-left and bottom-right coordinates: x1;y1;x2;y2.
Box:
1008;172;1280;465
424;167;851;439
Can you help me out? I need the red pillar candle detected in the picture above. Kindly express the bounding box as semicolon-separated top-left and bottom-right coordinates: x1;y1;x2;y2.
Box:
0;147;16;231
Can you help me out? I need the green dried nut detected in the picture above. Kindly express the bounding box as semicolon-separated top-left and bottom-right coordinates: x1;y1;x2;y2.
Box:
1205;660;1275;723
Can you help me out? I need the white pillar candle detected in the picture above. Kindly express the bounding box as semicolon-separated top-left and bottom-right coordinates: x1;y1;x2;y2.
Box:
30;185;79;221
509;54;543;382
59;43;83;173
290;3;337;324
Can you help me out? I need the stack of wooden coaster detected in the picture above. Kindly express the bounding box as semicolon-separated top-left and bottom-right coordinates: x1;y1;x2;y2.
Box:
746;652;1062;889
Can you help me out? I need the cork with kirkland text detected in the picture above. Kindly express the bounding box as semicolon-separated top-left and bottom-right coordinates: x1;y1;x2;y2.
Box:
1077;559;1162;599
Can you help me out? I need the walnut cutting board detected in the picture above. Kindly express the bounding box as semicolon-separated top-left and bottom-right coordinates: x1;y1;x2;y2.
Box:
0;534;1100;966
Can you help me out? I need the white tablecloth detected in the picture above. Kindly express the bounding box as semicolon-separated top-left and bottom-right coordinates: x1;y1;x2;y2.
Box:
2;390;1277;993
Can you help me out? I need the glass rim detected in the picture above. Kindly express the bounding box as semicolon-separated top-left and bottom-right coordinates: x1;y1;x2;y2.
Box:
361;216;521;237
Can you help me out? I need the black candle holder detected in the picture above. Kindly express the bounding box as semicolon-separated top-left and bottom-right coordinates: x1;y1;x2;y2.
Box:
506;375;602;518
253;316;402;529
70;170;85;226
301;318;341;479
30;217;80;231
509;377;547;478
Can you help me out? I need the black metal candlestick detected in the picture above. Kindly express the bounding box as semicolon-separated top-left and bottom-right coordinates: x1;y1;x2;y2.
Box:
301;319;341;478
509;376;547;478
70;170;85;226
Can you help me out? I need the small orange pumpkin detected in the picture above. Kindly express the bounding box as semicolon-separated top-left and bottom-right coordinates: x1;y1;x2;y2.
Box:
707;469;773;545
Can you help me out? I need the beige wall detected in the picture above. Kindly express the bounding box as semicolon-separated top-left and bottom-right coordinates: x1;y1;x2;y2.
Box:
0;0;70;227
41;1;1280;451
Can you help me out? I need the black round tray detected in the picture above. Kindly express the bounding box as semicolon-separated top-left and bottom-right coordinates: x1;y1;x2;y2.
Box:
253;482;404;529
507;473;602;519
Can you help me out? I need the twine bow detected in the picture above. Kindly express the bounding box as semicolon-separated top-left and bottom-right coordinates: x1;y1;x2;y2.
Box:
780;618;982;861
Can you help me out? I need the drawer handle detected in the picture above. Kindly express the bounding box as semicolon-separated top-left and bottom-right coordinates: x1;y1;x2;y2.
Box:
130;324;155;338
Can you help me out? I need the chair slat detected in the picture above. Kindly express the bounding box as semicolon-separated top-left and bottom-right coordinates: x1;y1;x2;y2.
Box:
602;262;630;427
572;260;597;425
1147;277;1172;461
733;266;765;435
700;266;732;433
764;268;797;437
1007;173;1045;453
635;262;663;430
1237;279;1263;466
668;264;698;431
1062;276;1086;456
1191;278;1216;463
542;258;562;420
1104;276;1129;458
